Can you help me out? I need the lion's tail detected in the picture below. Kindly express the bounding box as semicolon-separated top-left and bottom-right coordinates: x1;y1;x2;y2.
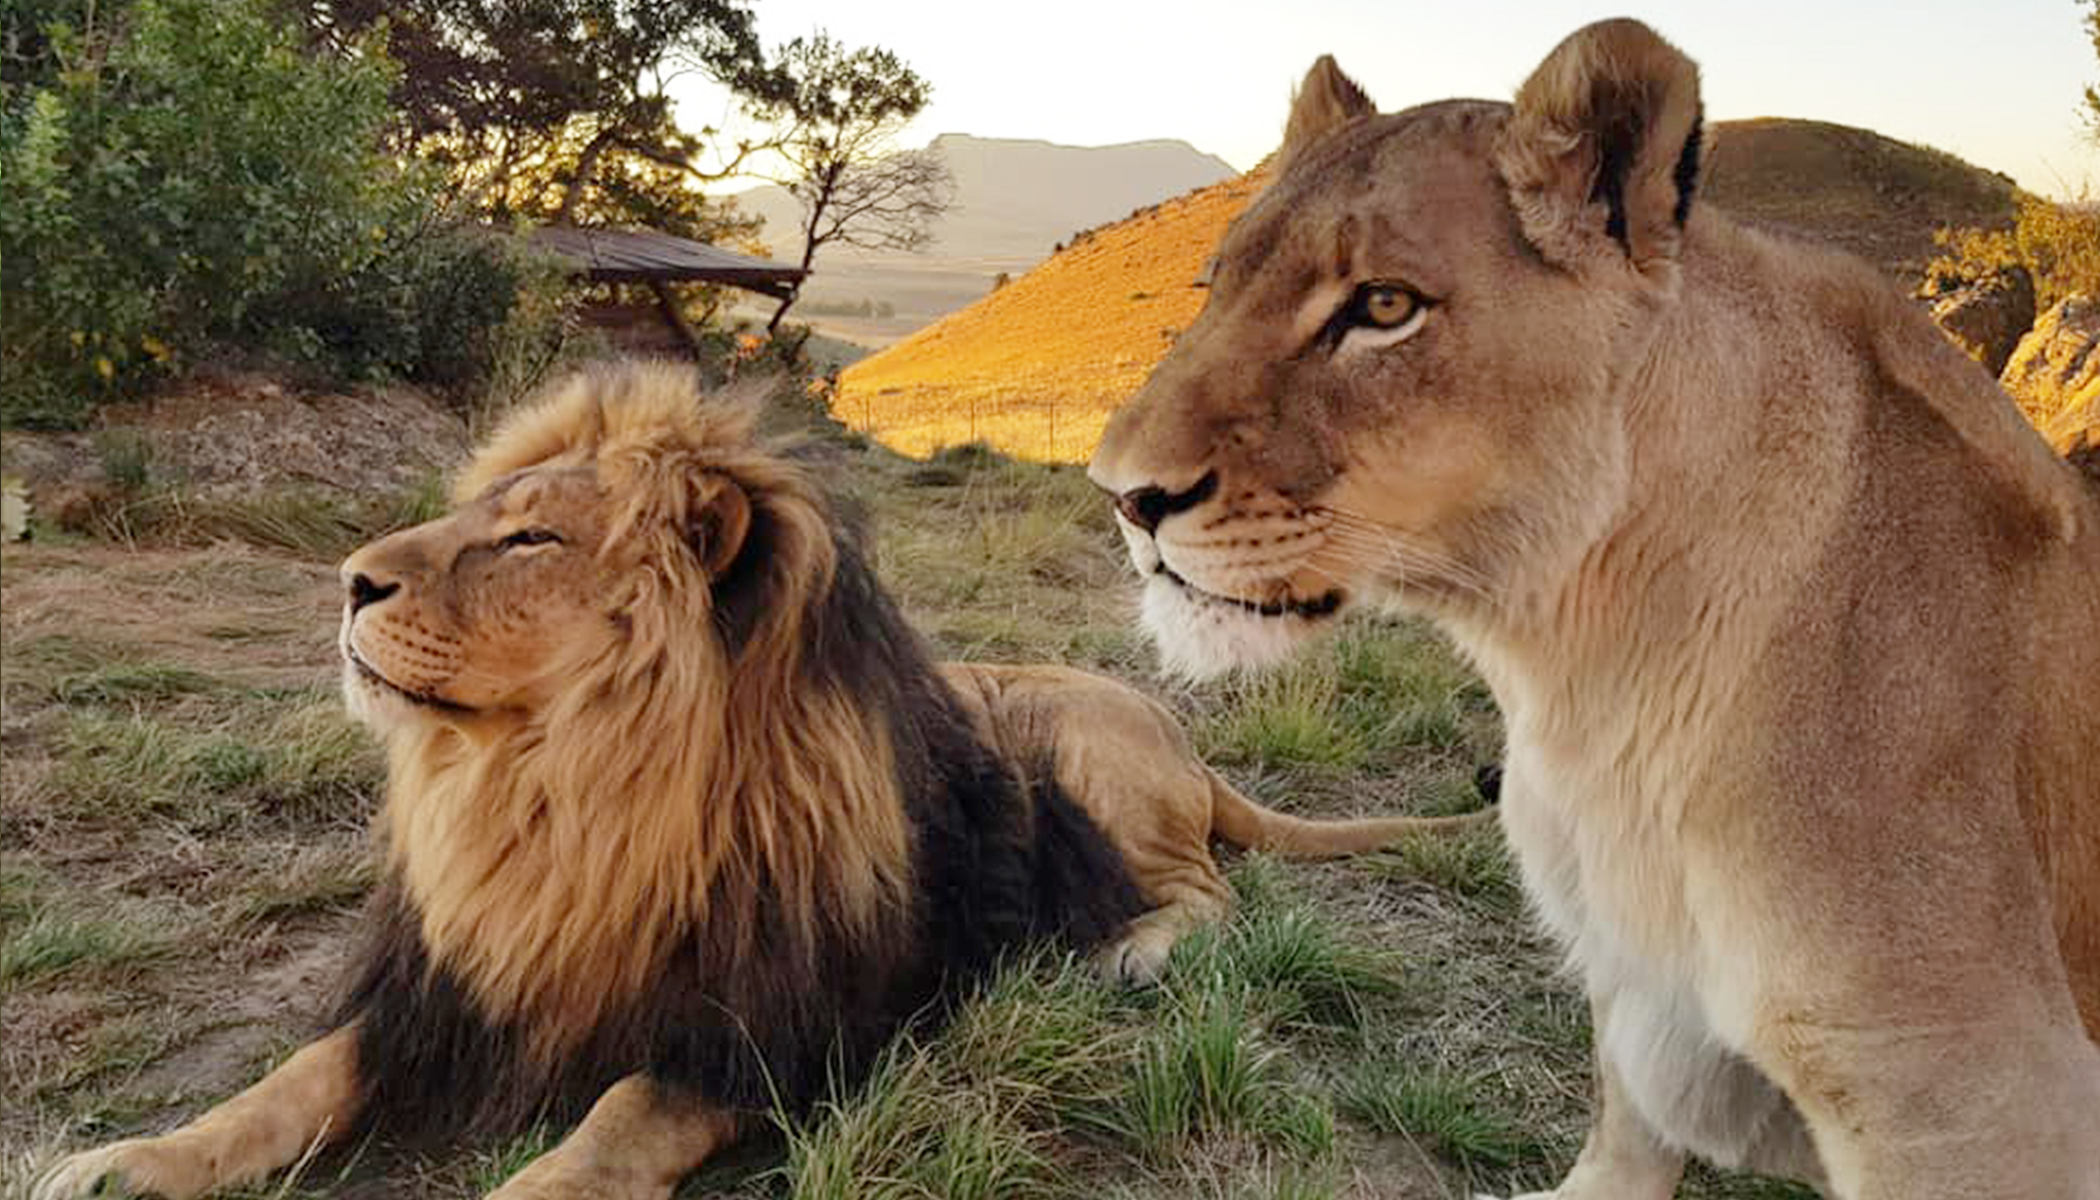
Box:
1204;767;1492;858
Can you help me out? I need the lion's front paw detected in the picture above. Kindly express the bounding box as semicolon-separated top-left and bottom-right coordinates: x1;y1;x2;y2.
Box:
34;1138;216;1200
1093;929;1173;986
485;1158;660;1200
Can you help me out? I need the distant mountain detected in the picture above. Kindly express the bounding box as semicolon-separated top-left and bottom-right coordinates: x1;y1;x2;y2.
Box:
732;133;1237;262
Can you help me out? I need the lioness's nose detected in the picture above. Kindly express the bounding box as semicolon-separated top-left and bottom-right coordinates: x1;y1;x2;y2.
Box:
347;572;399;613
1111;472;1218;534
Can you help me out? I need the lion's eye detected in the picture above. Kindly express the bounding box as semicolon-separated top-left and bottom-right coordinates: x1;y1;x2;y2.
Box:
498;529;562;550
1351;283;1421;329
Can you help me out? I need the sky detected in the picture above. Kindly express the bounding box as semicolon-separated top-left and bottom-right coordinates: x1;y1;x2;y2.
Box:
678;0;2097;199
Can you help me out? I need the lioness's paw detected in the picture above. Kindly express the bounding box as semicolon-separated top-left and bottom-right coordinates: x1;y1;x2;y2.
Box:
35;1139;213;1200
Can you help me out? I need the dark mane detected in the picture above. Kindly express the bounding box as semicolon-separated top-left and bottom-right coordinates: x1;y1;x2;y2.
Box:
336;502;1147;1144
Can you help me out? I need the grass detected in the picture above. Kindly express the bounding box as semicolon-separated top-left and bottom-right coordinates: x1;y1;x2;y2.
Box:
0;907;175;990
51;700;380;830
763;860;1379;1197
1195;623;1499;777
1337;1063;1539;1174
2;431;1823;1200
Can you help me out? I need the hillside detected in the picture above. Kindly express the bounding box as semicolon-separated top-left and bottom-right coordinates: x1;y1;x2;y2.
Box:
838;118;2019;461
837;173;1266;459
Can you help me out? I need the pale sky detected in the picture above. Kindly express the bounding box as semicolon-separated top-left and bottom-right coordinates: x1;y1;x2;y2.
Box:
680;0;2096;199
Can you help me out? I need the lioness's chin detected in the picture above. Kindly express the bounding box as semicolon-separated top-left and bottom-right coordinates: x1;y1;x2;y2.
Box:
1139;575;1342;681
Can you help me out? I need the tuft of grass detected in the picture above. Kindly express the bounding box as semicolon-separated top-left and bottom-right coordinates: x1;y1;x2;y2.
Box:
467;1125;561;1194
231;844;377;924
53;701;380;829
780;1042;1058;1200
1094;984;1297;1163
1197;620;1498;774
95;430;154;492
1364;824;1523;915
50;663;219;706
1176;857;1401;1035
1;907;174;990
1337;1062;1539;1173
1199;660;1368;772
380;468;452;531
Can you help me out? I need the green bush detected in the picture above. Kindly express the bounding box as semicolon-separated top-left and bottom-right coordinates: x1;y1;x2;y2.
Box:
1926;193;2100;313
0;0;559;427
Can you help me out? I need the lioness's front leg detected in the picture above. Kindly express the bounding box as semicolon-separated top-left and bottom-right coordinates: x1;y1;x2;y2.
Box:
35;1024;362;1200
484;1075;739;1200
1497;995;1684;1200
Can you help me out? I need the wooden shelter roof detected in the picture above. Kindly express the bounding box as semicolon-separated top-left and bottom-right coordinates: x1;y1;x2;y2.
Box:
527;226;804;300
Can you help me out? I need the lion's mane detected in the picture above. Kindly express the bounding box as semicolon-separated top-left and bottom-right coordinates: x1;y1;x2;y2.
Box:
333;365;1146;1140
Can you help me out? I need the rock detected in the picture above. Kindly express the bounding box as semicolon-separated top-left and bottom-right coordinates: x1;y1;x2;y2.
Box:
2045;393;2099;484
2001;294;2100;442
1930;266;2035;376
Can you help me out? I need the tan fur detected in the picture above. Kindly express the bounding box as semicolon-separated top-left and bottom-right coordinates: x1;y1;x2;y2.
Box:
39;361;1480;1200
1090;20;2100;1200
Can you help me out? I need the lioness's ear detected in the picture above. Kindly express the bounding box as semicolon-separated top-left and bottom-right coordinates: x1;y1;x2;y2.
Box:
1281;56;1374;170
1496;18;1706;277
688;476;751;578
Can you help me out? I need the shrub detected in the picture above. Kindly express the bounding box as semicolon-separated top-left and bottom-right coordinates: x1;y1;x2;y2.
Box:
1926;193;2100;314
0;0;561;426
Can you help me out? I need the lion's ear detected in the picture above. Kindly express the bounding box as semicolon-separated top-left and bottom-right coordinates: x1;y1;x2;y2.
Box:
1281;56;1374;170
1496;18;1706;278
688;476;752;578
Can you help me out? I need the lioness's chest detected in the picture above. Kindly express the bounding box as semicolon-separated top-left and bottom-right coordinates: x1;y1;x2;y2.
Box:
1498;728;1703;991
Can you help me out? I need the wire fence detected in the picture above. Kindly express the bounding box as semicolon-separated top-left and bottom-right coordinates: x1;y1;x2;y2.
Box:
839;385;1124;464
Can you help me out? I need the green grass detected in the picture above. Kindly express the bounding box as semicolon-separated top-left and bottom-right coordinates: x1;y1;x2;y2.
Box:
757;861;1391;1197
0;907;174;990
52;700;380;829
1364;824;1524;916
1337;1061;1542;1173
50;662;220;706
1196;621;1497;775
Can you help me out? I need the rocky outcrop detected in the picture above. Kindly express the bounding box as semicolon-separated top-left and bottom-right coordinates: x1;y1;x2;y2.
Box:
1928;266;2036;376
2001;295;2100;441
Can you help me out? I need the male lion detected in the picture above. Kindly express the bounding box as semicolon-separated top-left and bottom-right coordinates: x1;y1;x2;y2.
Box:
1088;19;2100;1200
36;362;1479;1200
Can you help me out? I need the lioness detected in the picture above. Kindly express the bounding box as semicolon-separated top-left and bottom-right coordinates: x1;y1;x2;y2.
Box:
1089;19;2100;1200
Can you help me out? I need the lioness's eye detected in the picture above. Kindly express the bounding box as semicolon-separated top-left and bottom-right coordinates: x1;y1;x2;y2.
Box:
498;529;562;550
1352;283;1420;329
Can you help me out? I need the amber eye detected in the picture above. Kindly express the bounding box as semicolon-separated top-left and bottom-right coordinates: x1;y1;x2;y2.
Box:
1353;283;1420;329
498;528;561;550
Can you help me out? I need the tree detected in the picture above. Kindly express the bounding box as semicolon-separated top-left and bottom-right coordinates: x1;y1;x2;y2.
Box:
2085;0;2100;140
1;0;536;425
764;33;953;333
290;0;789;238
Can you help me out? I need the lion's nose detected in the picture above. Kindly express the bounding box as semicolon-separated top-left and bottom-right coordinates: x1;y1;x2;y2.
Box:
347;573;400;613
1113;471;1218;534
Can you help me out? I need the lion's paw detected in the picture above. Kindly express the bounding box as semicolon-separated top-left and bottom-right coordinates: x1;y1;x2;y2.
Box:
1093;932;1172;987
34;1138;214;1200
484;1157;658;1200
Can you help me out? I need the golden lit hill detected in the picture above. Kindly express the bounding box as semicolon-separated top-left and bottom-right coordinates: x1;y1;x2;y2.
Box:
838;119;2017;462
